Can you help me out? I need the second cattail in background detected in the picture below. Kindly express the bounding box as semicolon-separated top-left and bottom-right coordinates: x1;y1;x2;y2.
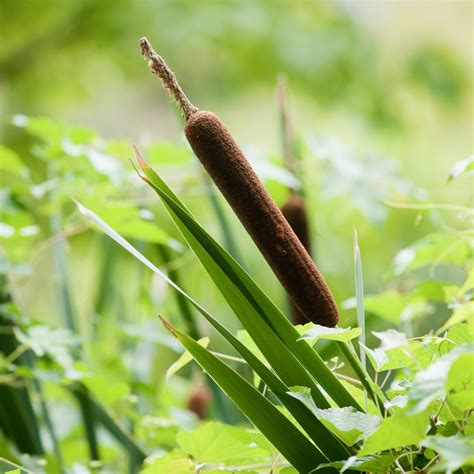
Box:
277;76;316;326
281;192;312;325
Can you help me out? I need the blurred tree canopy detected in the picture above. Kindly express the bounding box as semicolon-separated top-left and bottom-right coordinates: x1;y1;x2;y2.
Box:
1;0;471;139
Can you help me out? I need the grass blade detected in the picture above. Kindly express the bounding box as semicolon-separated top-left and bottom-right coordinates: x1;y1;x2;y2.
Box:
75;201;350;460
69;383;147;463
160;317;330;473
73;385;100;461
334;230;387;414
353;229;367;412
0;311;43;455
135;153;360;411
353;230;366;371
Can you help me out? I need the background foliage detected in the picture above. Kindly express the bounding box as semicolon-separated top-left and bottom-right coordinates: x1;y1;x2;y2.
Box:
0;1;472;472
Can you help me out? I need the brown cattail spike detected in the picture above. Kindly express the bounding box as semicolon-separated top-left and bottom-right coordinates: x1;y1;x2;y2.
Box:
141;39;339;327
185;111;339;327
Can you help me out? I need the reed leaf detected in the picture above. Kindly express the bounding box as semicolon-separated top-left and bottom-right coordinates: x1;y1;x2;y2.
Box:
75;202;350;460
135;152;360;411
160;317;331;473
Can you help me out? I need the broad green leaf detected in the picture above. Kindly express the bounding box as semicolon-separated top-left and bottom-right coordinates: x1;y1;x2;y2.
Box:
288;387;380;445
448;155;474;182
445;322;474;345
364;291;406;323
359;410;429;455
140;450;194;474
12;114;96;145
5;470;21;474
412;280;449;302
446;352;474;391
393;233;472;275
165;337;209;383
460;268;474;294
0;146;26;177
422;434;474;472
408;344;474;413
165;322;328;472
299;325;361;344
450;391;474;412
437;301;474;334
364;329;408;371
177;422;271;464
316;454;396;472
444;390;474;420
373;329;408;349
14;326;79;370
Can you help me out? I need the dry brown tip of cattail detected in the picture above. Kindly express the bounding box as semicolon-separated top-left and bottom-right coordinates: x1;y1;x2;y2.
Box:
140;38;339;327
139;37;198;120
187;383;212;419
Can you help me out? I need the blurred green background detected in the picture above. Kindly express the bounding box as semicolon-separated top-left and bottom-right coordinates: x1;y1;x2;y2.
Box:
1;0;472;317
0;0;472;470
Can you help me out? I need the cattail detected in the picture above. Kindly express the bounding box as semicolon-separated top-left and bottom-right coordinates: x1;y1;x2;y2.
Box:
139;37;339;327
281;193;312;325
277;77;316;326
187;383;211;419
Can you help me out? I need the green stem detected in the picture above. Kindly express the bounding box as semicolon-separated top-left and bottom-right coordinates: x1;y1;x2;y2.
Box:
74;386;100;461
92;235;117;339
24;351;64;472
49;212;77;338
337;341;388;415
70;383;146;463
32;378;65;472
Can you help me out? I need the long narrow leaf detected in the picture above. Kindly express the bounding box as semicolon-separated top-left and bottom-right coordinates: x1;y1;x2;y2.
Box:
353;230;366;372
0;312;43;455
137;154;360;411
69;383;146;463
75;201;349;460
160;317;331;473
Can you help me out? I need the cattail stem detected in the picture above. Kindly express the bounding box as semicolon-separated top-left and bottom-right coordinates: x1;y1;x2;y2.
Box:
277;77;316;325
139;37;198;120
140;37;339;327
277;75;297;175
